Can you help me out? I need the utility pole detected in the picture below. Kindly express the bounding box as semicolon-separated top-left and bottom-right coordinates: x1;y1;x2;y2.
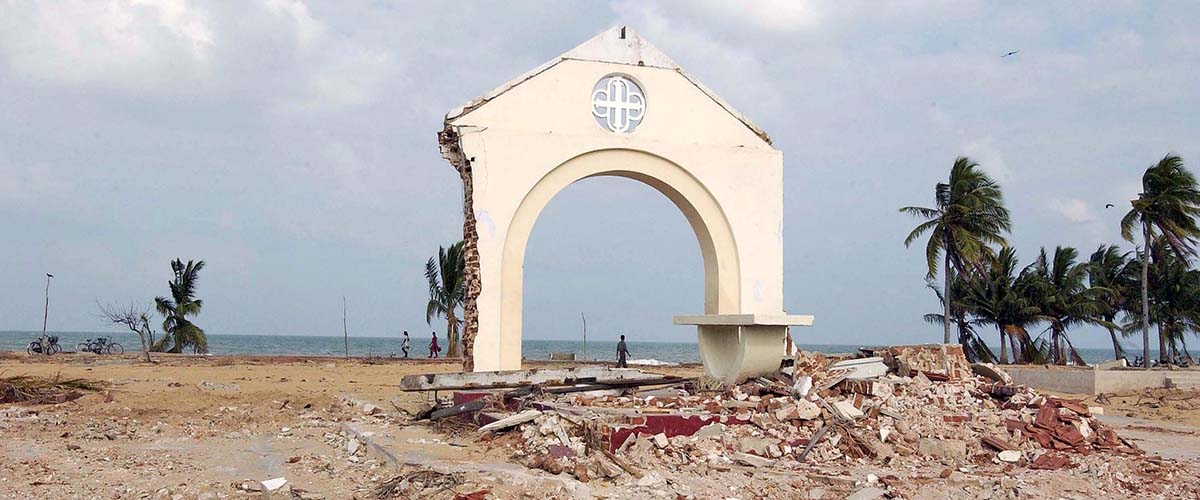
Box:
343;296;348;358
42;273;53;335
581;312;587;362
40;273;52;355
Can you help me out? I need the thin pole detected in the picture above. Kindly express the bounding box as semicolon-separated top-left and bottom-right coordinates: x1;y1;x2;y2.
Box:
42;274;52;335
343;296;348;358
581;312;587;362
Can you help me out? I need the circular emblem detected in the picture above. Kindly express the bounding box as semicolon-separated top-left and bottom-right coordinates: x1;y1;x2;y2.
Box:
591;75;645;133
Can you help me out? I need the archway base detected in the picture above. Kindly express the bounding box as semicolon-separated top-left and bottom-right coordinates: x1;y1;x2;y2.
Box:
675;314;814;382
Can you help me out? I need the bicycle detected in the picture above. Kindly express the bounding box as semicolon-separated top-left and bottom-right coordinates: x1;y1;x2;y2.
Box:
83;336;124;355
26;336;62;355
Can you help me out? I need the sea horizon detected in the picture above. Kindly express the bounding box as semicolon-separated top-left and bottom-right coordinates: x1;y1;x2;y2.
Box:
0;329;1152;365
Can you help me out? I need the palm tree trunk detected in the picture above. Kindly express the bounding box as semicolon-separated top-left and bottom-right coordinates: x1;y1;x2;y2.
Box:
1141;222;1151;369
1158;319;1167;365
446;311;459;358
999;326;1009;364
943;250;952;344
1107;327;1125;362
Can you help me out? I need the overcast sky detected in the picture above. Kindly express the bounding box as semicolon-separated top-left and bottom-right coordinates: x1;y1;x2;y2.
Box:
2;1;1198;349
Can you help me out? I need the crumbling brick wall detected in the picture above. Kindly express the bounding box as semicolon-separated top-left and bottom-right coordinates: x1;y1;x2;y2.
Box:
438;125;481;372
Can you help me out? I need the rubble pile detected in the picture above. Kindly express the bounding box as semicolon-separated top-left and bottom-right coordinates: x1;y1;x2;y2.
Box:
463;345;1144;482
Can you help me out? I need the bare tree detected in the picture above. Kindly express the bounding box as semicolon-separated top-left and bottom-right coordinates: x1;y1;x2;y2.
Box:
98;301;157;363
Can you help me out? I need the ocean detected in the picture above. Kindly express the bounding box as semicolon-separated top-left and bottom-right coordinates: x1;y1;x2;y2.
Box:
0;330;1146;365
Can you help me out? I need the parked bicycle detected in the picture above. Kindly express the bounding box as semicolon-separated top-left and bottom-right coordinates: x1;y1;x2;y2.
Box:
26;335;62;355
78;336;124;355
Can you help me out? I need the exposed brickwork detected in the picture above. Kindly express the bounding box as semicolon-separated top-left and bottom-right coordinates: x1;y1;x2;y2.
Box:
438;125;481;372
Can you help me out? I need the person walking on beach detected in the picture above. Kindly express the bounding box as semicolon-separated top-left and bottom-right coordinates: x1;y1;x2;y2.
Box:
401;331;410;358
616;334;630;368
429;332;441;358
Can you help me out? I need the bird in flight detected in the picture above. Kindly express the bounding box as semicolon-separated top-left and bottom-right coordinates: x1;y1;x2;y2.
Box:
1105;203;1115;209
1002;50;1020;57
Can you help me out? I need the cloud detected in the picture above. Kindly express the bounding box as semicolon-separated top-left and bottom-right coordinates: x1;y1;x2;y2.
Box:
927;108;1013;183
1050;198;1100;224
261;0;325;47
0;0;215;90
0;1;399;112
0;161;73;211
961;136;1013;184
610;1;784;114
692;0;822;32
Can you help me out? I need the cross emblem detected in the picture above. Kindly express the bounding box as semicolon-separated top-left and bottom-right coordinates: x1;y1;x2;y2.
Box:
591;76;645;133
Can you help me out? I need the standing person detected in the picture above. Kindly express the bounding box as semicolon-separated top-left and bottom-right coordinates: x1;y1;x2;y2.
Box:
616;334;630;368
401;331;411;358
429;332;441;358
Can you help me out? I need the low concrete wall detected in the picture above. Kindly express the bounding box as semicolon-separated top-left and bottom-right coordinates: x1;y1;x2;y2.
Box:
1000;365;1179;395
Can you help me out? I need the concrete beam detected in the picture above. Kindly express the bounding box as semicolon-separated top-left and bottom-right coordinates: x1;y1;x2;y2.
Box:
399;366;661;391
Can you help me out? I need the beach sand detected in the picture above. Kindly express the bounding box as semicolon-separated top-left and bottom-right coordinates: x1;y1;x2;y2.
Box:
3;351;1199;499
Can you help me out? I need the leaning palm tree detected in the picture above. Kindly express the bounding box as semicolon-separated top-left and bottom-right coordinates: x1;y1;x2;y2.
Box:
902;157;1012;343
153;259;208;354
426;241;466;358
923;278;995;363
1086;245;1139;361
1120;154;1200;367
1027;247;1112;365
961;247;1043;364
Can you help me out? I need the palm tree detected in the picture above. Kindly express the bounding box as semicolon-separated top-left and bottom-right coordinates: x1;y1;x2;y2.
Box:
923;278;995;363
426;241;466;358
1120;154;1200;367
961;247;1043;364
1124;246;1200;364
1027;247;1112;365
153;259;207;354
1086;245;1139;361
902;157;1012;343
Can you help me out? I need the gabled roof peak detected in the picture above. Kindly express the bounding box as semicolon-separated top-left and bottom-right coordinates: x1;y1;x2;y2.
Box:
445;26;771;145
560;26;680;69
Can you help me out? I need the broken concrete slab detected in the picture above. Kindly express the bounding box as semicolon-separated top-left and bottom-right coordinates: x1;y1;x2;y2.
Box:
831;400;864;420
998;450;1021;463
693;423;726;440
260;477;288;500
479;410;543;433
845;487;887;500
918;438;967;461
971;363;1013;385
829;357;887;380
731;452;774;467
652;433;669;449
791;375;813;398
737;436;773;456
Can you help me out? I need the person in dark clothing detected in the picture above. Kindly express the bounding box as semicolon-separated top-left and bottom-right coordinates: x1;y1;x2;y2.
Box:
616;334;630;368
401;331;410;358
429;332;441;358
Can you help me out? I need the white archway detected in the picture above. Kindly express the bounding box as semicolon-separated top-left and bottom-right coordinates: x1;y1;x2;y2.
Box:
438;26;812;380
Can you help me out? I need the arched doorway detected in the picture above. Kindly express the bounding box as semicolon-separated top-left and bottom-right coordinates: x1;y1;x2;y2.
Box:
500;149;741;369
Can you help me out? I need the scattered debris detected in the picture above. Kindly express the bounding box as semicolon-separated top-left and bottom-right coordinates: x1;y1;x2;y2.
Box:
375;468;462;499
408;342;1148;498
0;375;106;404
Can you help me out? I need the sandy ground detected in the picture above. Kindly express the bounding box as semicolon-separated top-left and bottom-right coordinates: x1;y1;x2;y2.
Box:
2;352;1199;499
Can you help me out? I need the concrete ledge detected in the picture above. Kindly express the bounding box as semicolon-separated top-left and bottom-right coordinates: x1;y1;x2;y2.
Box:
673;313;814;326
1001;365;1200;394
